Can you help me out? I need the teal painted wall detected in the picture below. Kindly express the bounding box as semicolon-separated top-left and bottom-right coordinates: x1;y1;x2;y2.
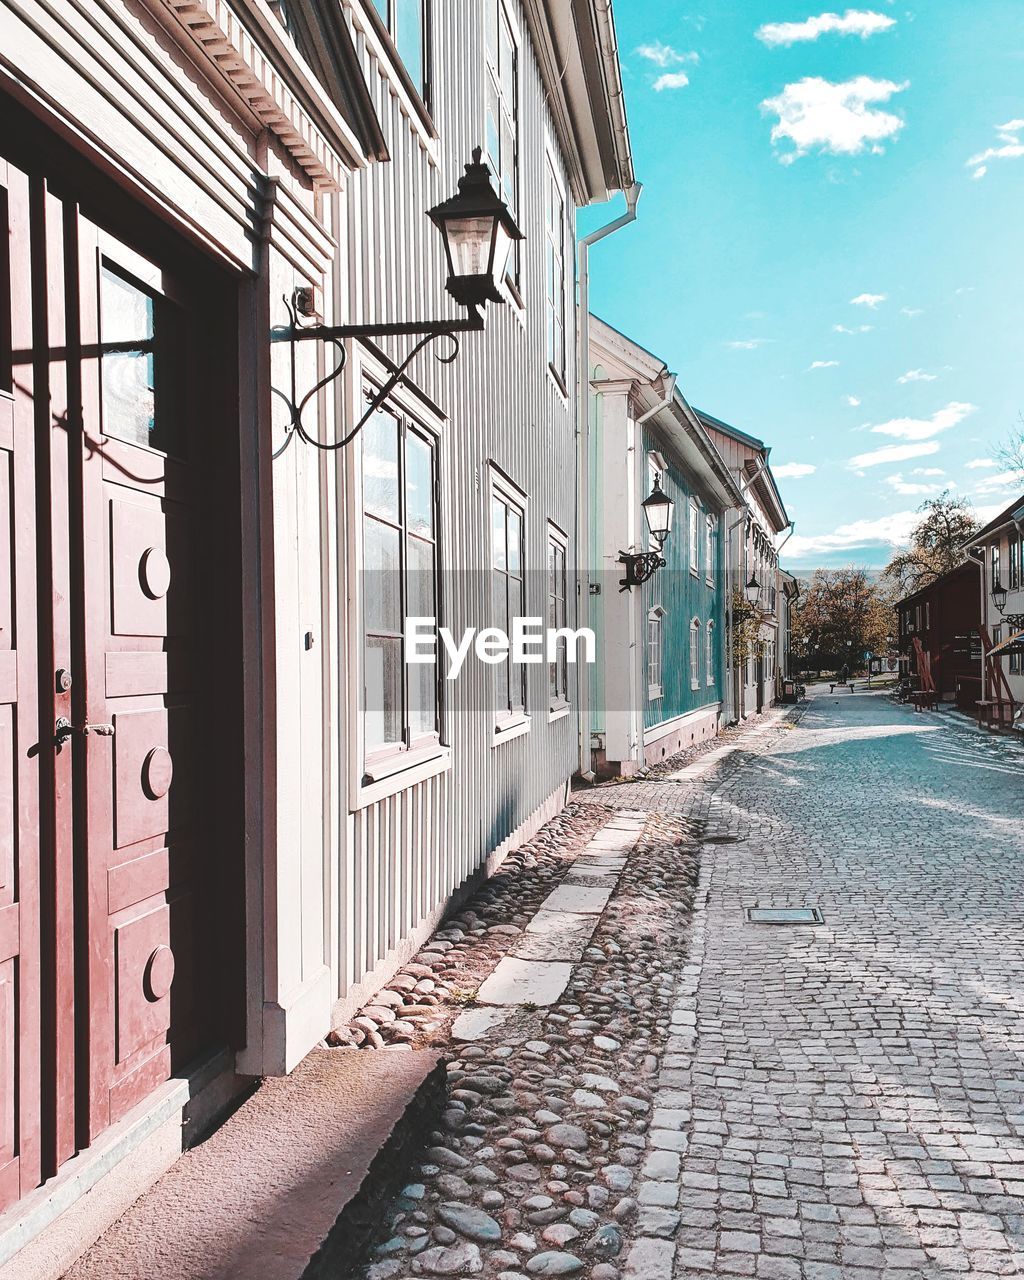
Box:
641;426;725;730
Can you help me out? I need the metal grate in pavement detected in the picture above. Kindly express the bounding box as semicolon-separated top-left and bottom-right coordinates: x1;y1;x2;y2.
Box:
745;907;824;925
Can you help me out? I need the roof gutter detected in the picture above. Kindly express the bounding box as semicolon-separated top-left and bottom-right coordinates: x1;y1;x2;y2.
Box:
576;182;643;782
591;0;635;190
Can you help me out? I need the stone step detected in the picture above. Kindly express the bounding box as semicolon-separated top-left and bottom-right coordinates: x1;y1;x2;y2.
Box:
63;1048;444;1280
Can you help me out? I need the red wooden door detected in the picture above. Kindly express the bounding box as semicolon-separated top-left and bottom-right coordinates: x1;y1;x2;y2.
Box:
0;150;227;1206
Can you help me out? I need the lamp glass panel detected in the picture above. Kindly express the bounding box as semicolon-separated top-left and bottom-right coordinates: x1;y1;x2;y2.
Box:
444;216;499;279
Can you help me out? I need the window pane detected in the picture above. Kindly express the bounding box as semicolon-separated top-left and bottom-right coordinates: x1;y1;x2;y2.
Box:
484;0;498;62
485;86;501;176
406;533;435;622
492;497;506;570
394;0;424;95
406;431;434;538
499;18;514;99
100;264;160;452
365;635;402;750
363;517;401;633
371;0;388;19
507;507;522;575
363;409;400;522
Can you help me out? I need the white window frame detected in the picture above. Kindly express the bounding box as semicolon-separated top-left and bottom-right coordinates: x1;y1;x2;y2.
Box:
490;466;531;745
706;620;715;687
647;606;665;700
688;501;699;576
547;521;570;719
346;360;450;809
705;514;716;586
690;617;701;690
483;0;521;299
544;147;569;392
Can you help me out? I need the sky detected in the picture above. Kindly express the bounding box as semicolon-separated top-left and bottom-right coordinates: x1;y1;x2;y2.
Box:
580;2;1024;570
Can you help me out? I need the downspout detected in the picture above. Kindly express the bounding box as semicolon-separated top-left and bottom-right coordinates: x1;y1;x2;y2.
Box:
725;507;751;723
775;519;795;555
576;182;643;781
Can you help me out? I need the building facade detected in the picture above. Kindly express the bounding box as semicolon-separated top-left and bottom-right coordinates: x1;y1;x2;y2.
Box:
895;562;982;703
0;0;632;1269
696;413;792;721
964;495;1024;716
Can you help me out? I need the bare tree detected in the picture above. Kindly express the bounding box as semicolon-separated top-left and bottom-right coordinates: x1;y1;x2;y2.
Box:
883;491;980;597
997;411;1024;475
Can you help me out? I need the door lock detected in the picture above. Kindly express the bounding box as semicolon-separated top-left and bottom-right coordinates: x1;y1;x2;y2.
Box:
55;717;115;744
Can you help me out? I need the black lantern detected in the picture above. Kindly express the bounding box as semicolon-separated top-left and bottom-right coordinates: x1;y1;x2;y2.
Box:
428;148;524;310
993;579;1009;612
745;573;761;607
641;475;674;546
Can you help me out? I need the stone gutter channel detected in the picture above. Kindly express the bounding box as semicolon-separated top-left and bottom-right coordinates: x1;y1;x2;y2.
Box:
341;799;708;1280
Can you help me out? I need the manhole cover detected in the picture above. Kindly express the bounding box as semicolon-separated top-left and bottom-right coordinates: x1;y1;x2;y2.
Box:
745;907;824;925
704;835;742;844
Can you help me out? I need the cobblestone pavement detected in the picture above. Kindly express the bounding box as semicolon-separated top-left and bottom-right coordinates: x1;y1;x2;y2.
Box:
353;690;1024;1280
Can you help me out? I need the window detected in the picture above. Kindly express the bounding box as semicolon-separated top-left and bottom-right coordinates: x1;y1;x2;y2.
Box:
992;625;1003;650
545;157;566;383
648;609;664;699
548;524;569;710
688;502;699;575
1010;534;1021;591
706;621;715;686
370;0;429;104
492;476;527;727
484;0;518;287
705;516;715;583
992;542;1002;590
361;402;439;760
690;618;701;689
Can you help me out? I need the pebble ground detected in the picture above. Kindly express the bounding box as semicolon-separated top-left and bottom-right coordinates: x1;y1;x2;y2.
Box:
345;689;1024;1280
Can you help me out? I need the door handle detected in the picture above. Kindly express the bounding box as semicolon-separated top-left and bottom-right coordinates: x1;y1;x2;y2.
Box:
55;717;115;744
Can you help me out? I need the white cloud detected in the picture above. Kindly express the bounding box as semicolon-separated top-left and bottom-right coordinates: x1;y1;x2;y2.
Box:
967;119;1024;180
761;76;909;164
912;467;945;476
773;462;818;479
844;395;862;406
636;42;699;67
850;293;887;308
756;10;896;47
833;324;873;334
897;369;938;384
869;401;976;441
971;468;1024;495
965;458;997;470
885;473;949;496
727;338;770;349
653;72;690;91
808;359;840;370
901;307;924;317
849;441;941;468
786;510;918;558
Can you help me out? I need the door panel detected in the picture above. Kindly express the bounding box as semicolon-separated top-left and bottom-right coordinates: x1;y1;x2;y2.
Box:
0;157;42;1210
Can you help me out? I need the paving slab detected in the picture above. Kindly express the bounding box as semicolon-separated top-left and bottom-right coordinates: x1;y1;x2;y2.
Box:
512;909;599;960
539;884;613;915
476;957;573;1006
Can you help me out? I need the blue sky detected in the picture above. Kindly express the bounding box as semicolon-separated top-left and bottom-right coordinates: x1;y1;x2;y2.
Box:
581;3;1024;569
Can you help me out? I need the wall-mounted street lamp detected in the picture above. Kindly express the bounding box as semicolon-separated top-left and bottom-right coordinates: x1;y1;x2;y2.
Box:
992;579;1024;630
273;148;523;452
744;573;761;607
619;476;676;591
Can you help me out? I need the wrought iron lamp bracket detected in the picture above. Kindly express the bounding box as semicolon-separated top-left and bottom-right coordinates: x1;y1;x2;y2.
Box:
618;548;666;592
270;291;483;452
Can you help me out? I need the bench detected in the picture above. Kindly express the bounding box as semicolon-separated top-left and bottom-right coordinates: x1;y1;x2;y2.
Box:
910;690;937;712
829;681;855;693
976;697;1017;730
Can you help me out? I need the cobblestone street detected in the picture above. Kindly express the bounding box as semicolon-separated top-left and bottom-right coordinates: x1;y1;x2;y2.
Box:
357;689;1024;1280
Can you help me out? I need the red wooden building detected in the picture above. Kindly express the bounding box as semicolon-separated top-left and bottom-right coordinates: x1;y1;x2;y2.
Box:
895;561;982;701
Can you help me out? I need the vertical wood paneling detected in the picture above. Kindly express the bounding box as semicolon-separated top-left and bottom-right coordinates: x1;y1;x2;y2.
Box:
332;0;581;999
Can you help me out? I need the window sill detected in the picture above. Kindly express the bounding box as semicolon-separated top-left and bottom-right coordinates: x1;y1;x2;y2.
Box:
492;713;531;747
706;577;715;588
548;701;571;724
689;566;699;578
691;679;700;690
648;686;663;701
547;363;569;406
355;742;451;808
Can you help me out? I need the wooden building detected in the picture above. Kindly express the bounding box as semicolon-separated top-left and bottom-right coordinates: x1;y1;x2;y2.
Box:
585;318;746;775
895;562;982;701
695;413;792;721
964;495;1024;720
0;0;633;1269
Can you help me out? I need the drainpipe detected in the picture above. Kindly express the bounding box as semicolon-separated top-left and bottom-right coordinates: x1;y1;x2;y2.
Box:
725;507;751;723
576;183;643;781
636;371;677;426
775;520;795;555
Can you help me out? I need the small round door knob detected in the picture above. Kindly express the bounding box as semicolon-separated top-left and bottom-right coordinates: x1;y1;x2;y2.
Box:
144;945;175;1002
140;547;172;599
142;746;173;799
